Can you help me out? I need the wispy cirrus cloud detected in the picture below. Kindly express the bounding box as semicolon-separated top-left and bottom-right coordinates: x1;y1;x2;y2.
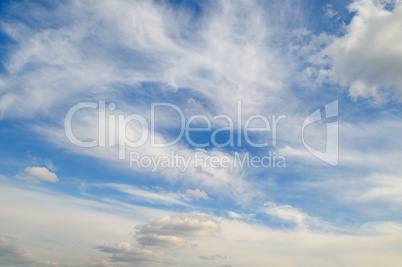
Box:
0;0;296;120
104;183;191;207
1;0;402;265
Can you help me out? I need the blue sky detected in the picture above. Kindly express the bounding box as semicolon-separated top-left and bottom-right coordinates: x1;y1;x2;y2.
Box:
1;0;402;266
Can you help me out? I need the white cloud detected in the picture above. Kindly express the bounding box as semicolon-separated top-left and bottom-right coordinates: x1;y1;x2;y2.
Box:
289;171;402;219
104;183;191;207
0;0;293;120
356;174;402;203
264;202;320;229
1;178;402;266
200;254;227;260
324;4;338;18
135;213;220;248
0;0;305;209
172;217;402;267
96;241;167;265
1;0;402;266
35;118;260;206
0;235;57;266
278;117;402;175
185;189;211;200
318;173;402;205
227;211;243;219
15;166;59;183
0;178;168;266
307;0;402;102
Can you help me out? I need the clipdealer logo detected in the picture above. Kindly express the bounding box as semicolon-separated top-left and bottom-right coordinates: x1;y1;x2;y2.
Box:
64;100;338;170
302;100;339;166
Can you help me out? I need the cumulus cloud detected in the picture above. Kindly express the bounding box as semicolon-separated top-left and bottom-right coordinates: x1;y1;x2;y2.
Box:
307;0;402;102
2;180;402;266
14;166;59;183
0;235;57;266
96;241;166;264
0;180;169;266
135;213;220;248
264;202;319;229
185;189;211;200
